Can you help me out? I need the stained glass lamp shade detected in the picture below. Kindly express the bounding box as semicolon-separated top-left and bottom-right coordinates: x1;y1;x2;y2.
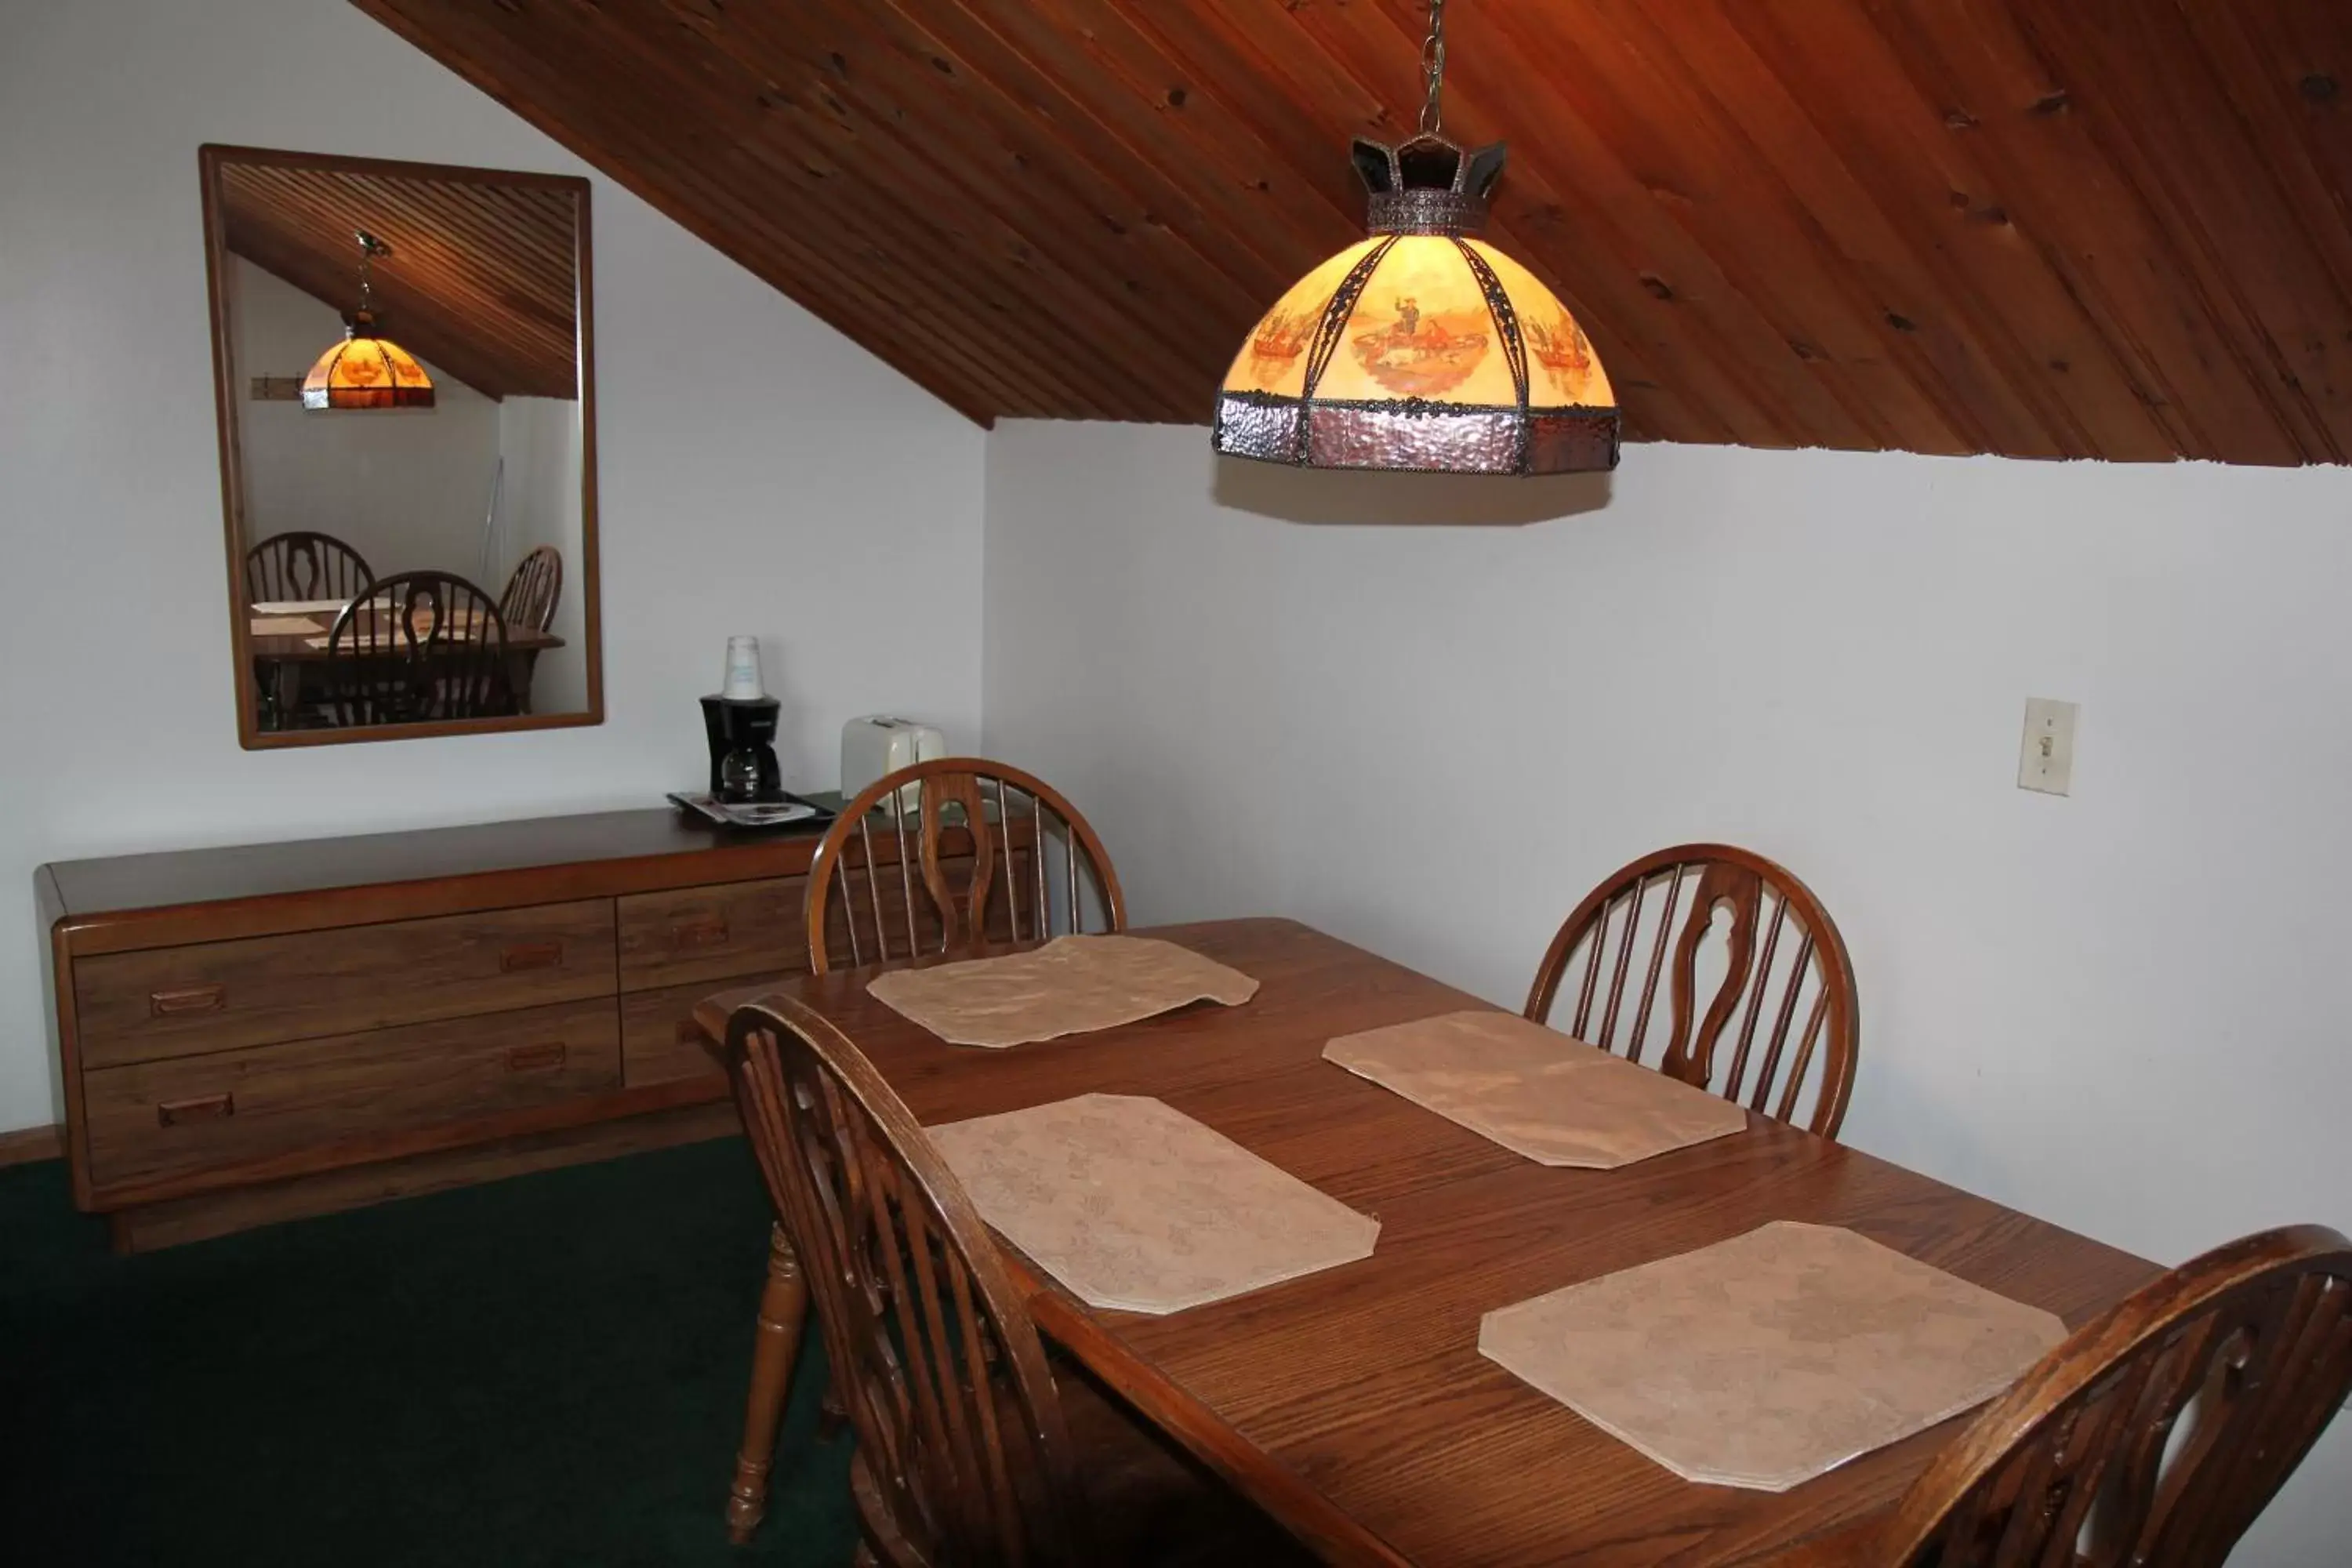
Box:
303;307;434;411
303;232;434;412
1214;136;1617;475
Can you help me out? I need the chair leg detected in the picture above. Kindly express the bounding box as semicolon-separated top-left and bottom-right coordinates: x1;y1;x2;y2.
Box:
818;1374;848;1440
507;650;538;715
727;1221;811;1545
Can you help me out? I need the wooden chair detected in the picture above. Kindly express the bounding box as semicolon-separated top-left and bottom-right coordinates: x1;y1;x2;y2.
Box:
719;757;1120;1539
495;546;561;713
245;531;375;728
722;994;1310;1566
245;530;372;605
324;570;513;727
1524;844;1860;1138
804;757;1126;975
1877;1224;2352;1566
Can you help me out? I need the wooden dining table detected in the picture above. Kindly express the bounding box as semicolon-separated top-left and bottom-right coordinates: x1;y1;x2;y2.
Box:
696;917;2157;1567
247;610;563;724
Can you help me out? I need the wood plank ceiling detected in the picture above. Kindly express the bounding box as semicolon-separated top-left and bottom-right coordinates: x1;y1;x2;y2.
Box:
350;0;2352;462
218;160;580;400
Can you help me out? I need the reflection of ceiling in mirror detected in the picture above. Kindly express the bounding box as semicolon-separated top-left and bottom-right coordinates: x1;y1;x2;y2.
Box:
219;162;579;402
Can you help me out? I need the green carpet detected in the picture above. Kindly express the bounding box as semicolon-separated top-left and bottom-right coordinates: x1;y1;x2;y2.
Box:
0;1138;857;1566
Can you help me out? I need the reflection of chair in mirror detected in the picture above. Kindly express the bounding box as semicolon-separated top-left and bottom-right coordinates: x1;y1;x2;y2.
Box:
325;570;512;727
245;530;372;605
496;546;561;713
245;531;375;728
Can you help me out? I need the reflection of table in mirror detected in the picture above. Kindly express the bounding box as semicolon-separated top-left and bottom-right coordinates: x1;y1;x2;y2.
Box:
248;613;567;729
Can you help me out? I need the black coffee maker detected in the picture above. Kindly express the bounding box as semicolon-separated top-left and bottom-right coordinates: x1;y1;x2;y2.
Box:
701;694;784;804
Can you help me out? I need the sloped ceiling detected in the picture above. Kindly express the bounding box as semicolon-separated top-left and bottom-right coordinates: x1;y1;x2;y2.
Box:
351;0;2352;462
217;158;580;401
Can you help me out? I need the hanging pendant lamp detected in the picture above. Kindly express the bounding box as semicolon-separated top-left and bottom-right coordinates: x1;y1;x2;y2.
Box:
1213;0;1617;474
303;230;435;412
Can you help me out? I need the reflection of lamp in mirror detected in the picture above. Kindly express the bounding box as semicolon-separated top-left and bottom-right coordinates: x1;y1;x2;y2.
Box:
302;230;434;411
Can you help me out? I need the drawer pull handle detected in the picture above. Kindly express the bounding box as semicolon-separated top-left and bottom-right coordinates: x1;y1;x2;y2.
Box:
671;918;730;949
158;1093;234;1127
506;1040;568;1073
150;984;227;1018
500;942;564;973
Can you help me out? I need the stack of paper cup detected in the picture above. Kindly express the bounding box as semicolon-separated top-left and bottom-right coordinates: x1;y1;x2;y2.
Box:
722;636;764;700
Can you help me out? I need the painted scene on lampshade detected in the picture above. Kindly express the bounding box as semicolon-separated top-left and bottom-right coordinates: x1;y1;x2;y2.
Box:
1225;238;1381;401
1474;240;1616;409
1345;241;1495;400
1223;234;1614;411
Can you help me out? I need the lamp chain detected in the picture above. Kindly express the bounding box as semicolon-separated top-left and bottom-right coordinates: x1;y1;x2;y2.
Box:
1418;0;1447;136
354;230;386;311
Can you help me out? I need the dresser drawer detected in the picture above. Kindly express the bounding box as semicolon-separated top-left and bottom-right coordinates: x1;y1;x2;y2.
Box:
620;981;733;1087
74;901;618;1069
617;877;809;991
81;997;622;1192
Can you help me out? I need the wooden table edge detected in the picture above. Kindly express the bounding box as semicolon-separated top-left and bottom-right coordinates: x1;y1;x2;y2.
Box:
245;629;568;657
1022;1276;1417;1568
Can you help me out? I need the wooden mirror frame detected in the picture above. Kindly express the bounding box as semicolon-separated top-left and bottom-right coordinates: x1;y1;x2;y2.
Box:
198;143;604;749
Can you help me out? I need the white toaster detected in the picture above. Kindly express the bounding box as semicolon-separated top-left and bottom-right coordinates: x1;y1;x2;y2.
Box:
840;716;947;810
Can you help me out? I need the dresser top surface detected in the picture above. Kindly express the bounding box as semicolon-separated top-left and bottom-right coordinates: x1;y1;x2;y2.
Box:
42;804;838;919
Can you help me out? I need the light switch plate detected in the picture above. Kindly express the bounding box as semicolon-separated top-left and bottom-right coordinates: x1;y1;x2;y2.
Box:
2018;699;2078;796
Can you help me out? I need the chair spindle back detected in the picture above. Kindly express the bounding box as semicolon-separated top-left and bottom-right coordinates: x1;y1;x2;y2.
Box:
1880;1224;2352;1567
805;758;1125;975
1524;844;1860;1138
245;530;372;605
498;544;562;633
324;569;512;727
724;996;1088;1566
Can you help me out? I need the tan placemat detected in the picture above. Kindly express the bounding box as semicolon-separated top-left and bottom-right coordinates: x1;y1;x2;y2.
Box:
1479;1221;2067;1490
927;1092;1377;1314
1323;1010;1748;1168
249;615;324;635
867;934;1258;1049
251;597;370;615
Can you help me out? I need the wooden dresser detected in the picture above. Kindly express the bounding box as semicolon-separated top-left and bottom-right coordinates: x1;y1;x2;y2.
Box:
36;804;987;1251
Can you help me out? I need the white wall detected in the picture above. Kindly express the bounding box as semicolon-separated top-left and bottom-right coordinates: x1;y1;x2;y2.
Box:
0;0;985;1131
983;420;2352;1562
230;256;500;577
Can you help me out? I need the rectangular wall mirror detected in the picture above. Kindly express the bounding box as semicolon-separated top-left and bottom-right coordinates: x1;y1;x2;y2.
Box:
199;145;601;747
